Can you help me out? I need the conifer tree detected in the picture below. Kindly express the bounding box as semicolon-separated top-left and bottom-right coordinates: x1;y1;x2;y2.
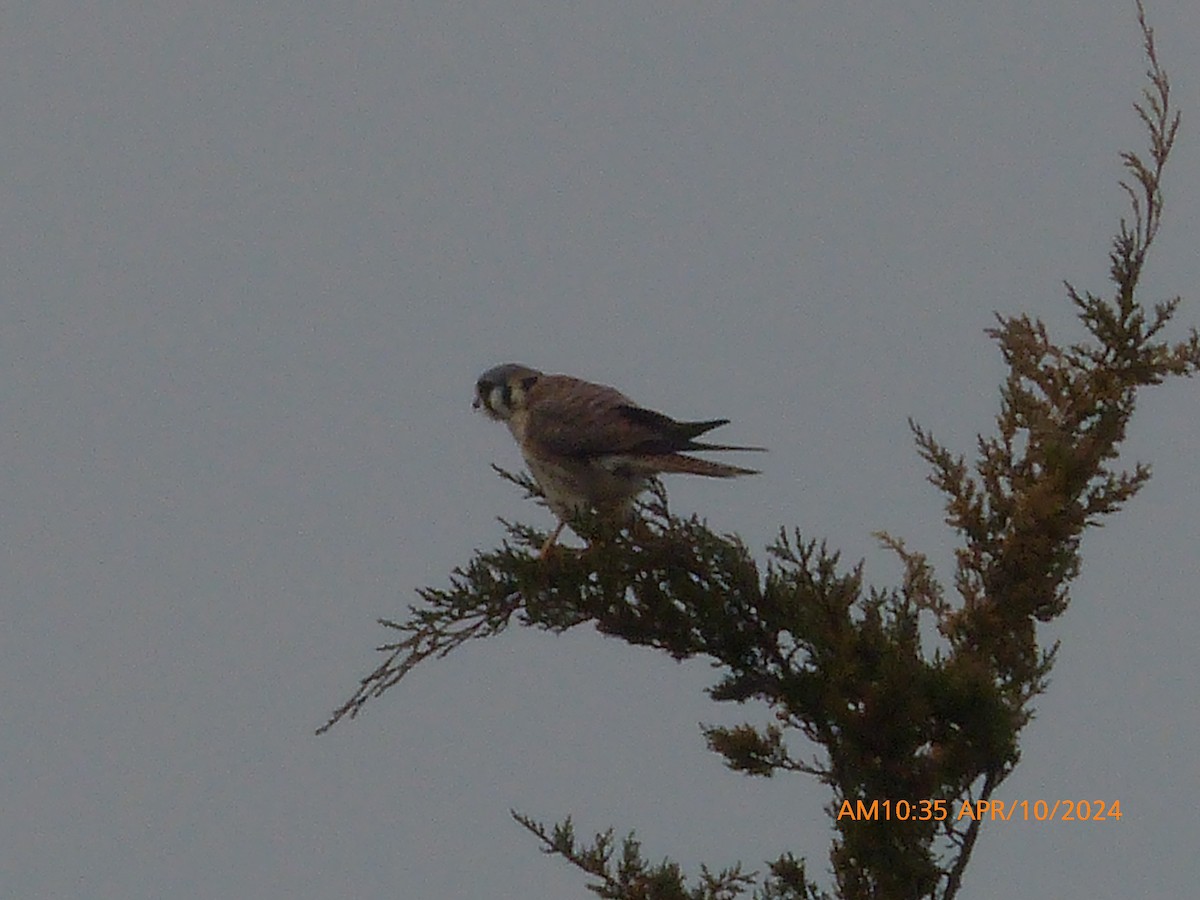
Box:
320;6;1195;897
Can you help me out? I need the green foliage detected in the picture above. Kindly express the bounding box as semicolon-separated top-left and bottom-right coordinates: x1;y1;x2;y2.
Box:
512;811;825;900
320;6;1195;898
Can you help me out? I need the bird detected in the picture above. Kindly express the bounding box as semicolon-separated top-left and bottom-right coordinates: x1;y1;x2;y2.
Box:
473;363;763;554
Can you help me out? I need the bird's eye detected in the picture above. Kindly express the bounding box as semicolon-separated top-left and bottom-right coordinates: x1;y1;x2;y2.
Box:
500;384;513;408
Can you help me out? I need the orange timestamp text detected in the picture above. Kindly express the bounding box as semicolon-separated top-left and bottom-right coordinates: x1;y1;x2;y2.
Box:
836;798;1122;823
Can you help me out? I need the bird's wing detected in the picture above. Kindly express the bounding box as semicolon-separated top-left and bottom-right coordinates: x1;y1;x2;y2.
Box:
524;376;750;459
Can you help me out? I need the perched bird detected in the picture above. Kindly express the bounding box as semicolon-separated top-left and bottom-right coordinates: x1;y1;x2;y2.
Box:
473;363;763;554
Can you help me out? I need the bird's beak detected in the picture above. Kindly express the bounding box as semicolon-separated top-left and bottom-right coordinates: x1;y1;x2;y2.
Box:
472;395;482;410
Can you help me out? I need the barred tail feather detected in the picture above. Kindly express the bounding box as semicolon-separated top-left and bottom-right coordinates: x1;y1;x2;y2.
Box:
652;454;760;478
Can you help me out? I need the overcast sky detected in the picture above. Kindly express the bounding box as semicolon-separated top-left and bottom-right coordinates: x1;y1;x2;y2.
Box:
3;2;1198;898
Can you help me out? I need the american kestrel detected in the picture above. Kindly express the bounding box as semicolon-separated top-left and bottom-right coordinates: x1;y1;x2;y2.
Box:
473;363;763;554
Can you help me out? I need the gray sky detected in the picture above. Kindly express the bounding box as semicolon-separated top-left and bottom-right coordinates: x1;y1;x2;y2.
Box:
3;2;1198;898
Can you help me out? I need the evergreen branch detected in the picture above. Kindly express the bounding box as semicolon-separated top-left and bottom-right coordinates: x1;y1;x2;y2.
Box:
513;810;757;900
321;8;1192;898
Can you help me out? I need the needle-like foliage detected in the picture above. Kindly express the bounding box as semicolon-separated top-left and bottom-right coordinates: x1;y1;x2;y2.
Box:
319;6;1195;898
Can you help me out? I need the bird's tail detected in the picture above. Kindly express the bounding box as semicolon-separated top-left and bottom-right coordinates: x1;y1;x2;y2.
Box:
653;454;760;478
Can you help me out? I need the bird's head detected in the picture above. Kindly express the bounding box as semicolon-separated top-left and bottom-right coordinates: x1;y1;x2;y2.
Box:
473;363;542;421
